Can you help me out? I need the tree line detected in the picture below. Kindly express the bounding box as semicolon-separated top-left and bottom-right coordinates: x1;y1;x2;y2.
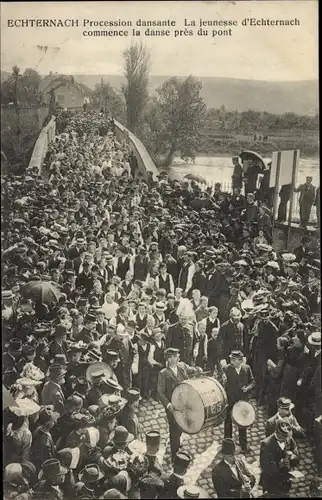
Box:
1;47;319;169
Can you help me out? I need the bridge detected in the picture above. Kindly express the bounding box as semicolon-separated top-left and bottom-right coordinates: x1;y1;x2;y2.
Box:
28;112;318;252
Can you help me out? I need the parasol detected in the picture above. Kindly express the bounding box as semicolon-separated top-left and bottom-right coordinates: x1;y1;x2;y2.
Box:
20;280;61;304
3;385;18;409
184;173;207;184
239;150;266;170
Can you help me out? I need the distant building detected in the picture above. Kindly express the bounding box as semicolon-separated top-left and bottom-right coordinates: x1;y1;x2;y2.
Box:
39;72;92;109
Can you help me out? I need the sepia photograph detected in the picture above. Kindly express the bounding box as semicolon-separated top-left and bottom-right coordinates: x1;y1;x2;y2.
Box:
1;1;320;498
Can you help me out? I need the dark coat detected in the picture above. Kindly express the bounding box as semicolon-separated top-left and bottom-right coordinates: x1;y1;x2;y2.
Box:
157;362;200;409
166;323;196;365
217;319;246;362
161;472;184;499
224;363;255;406
212;457;255;498
31;427;56;472
259;434;299;494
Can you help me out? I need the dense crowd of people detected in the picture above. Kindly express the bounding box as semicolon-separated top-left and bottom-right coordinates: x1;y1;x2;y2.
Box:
1;109;321;499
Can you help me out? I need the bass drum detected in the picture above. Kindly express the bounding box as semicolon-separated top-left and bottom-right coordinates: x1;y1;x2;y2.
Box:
171;377;228;435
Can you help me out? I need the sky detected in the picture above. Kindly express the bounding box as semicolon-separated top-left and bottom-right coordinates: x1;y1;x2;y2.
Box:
1;1;318;81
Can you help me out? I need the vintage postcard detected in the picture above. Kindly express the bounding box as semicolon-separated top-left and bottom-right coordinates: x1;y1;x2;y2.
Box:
1;1;320;499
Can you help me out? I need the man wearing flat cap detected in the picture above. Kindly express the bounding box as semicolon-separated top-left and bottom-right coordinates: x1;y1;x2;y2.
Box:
259;420;299;497
157;348;202;462
265;397;305;438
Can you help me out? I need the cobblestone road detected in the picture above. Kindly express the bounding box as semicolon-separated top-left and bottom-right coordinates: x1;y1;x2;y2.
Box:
138;398;317;497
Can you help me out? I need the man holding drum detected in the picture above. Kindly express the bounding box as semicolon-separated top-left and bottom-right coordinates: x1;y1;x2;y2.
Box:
157;348;202;463
223;350;255;454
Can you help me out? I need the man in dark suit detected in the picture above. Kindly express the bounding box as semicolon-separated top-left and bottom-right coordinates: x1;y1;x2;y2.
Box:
157;348;202;462
223;350;255;454
260;420;300;497
218;308;247;364
166;313;198;365
212;438;255;498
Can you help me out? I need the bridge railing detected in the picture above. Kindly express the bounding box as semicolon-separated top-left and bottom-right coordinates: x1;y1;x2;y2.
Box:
28;116;56;174
114;120;159;182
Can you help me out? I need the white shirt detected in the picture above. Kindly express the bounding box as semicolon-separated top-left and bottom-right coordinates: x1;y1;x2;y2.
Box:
224;459;238;477
277;440;286;451
169;366;178;377
235;366;242;375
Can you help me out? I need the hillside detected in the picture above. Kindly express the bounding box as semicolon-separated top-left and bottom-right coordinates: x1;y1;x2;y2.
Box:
1;70;318;115
73;74;318;116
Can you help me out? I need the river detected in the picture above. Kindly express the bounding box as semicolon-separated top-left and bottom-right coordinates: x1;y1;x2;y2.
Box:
168;156;319;189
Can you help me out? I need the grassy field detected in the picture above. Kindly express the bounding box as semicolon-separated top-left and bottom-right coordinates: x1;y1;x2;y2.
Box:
197;129;319;158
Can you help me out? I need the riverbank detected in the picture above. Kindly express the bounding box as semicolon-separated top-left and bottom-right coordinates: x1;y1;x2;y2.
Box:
196;134;319;159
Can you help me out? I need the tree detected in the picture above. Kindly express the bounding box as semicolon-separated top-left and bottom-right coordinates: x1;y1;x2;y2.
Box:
150;75;206;167
0;66;41;106
92;81;126;122
122;41;151;134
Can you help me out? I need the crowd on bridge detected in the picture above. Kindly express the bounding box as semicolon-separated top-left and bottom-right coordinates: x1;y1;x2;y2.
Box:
1;109;321;499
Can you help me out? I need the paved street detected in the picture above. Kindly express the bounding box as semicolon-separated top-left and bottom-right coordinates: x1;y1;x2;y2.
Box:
138;397;317;497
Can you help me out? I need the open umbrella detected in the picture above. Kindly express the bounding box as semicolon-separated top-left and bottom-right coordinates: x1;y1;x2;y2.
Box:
239;150;266;170
184;173;207;184
20;280;61;304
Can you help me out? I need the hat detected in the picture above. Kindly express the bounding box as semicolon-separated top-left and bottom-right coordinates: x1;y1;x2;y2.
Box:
102;377;123;392
229;350;244;360
38;406;60;425
174;451;192;471
87;347;102;361
38;458;67;480
308;332;321;347
125;387;141;403
91;369;105;380
15;398;41;416
277;397;295;411
281;253;296;263
220;438;238;456
275;420;292;438
256;243;273;252
57;447;80;470
79;464;104;483
101;489;127;499
164;348;180;357
48;364;67;379
54;324;68;336
16;377;42;387
177;485;210;499
2;290;14;300
99;395;127;414
145;430;161;457
229;307;242;319
113;426;134;446
50;354;68;366
85;313;97;323
104;349;121;362
7;338;22;354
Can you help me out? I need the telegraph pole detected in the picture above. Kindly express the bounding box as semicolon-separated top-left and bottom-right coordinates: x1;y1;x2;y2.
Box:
100;77;103;111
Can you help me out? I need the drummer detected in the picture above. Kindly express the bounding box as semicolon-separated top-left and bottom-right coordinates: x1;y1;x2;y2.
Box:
223;350;255;455
157;348;202;463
